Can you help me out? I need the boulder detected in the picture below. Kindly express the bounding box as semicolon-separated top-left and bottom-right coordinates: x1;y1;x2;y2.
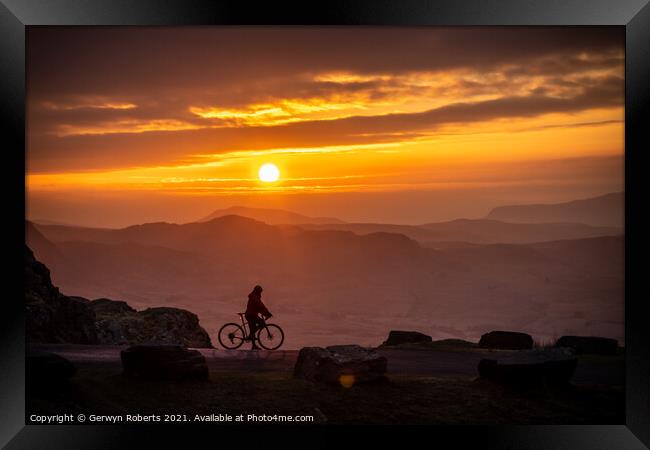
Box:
382;330;432;346
478;330;533;350
95;315;132;345
121;344;208;380
478;347;577;386
555;336;618;356
74;299;214;347
137;308;212;348
294;345;387;386
90;300;213;348
90;298;151;345
26;350;77;384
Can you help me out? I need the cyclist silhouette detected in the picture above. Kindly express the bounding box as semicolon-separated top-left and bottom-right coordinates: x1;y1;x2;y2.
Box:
245;285;272;350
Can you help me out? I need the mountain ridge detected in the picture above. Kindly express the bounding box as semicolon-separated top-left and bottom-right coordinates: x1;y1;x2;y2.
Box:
35;214;622;248
486;192;623;227
198;206;346;225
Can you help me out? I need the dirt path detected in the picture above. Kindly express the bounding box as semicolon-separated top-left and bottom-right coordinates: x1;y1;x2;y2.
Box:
30;344;624;386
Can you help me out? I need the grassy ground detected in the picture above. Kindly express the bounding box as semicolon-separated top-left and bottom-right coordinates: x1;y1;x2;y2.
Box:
28;366;624;425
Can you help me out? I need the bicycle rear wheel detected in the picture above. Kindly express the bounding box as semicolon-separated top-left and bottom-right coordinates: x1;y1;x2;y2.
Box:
256;324;285;350
218;323;246;350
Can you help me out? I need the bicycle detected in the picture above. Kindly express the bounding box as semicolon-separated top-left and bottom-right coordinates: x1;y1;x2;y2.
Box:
217;313;285;350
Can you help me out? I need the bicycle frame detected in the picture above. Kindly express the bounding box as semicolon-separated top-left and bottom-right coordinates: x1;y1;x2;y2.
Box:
237;313;267;339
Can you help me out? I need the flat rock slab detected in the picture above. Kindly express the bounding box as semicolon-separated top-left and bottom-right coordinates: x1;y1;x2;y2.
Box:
294;345;387;386
555;336;618;356
479;330;533;350
121;344;208;380
383;330;432;346
478;347;577;386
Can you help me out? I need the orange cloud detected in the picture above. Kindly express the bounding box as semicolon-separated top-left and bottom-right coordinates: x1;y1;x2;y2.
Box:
41;97;137;111
189;96;372;127
313;72;392;83
52;119;204;137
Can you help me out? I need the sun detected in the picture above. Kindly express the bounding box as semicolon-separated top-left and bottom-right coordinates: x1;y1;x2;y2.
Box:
258;163;280;182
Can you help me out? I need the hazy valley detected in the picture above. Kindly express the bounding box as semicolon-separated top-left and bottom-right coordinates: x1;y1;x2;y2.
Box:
27;193;624;349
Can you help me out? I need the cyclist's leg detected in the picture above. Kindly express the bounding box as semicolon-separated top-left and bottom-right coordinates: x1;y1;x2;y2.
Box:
245;314;260;347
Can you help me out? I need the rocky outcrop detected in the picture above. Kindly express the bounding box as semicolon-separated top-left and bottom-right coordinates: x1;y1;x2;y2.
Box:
26;246;99;344
26;349;77;385
478;330;533;350
382;330;432;346
92;298;136;344
478;347;577;386
121;344;208;380
294;345;387;386
555;336;618;356
26;246;212;348
91;298;136;315
91;301;213;348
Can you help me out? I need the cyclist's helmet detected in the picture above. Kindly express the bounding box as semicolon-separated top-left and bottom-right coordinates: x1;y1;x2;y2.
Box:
253;285;263;293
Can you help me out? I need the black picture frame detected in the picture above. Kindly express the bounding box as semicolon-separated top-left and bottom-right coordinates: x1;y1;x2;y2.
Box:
2;1;649;448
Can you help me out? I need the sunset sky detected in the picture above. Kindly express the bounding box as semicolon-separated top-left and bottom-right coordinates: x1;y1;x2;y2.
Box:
26;27;624;227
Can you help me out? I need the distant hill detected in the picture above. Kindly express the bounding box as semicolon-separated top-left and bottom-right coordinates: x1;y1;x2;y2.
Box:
296;218;621;246
486;192;624;228
417;218;621;245
36;216;620;248
198;206;345;225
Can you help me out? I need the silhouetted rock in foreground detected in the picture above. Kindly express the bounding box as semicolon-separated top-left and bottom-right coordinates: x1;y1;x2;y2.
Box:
555;336;618;356
294;345;387;386
92;300;213;348
479;330;533;350
121;345;208;380
26;246;99;344
382;330;432;346
26;350;77;385
25;246;212;348
478;348;577;386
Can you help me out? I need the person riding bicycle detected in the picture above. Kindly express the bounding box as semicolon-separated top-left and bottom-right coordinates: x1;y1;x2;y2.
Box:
245;285;272;350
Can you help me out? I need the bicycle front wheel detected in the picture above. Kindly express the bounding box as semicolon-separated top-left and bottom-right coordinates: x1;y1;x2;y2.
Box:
218;323;246;350
256;324;285;350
